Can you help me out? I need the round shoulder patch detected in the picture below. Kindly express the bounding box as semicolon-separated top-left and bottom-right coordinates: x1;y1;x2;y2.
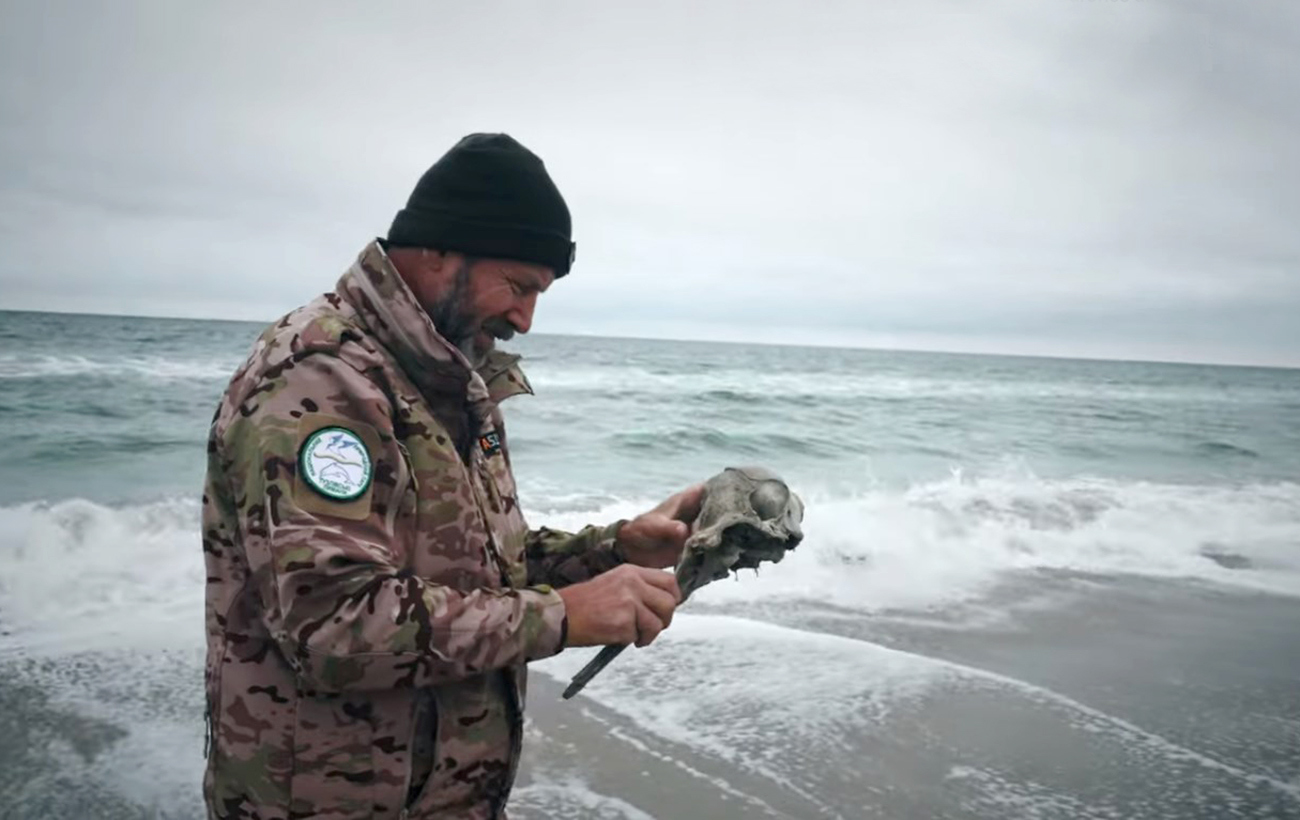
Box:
299;426;373;501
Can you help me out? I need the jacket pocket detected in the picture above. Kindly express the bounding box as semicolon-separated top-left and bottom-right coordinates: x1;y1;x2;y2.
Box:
477;458;528;588
402;688;439;812
418;676;516;814
289;692;376;817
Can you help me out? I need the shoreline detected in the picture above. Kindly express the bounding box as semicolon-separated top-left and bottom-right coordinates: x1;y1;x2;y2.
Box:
0;573;1297;819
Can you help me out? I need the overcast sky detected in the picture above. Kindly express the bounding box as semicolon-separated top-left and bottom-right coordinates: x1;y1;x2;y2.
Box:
1;0;1297;366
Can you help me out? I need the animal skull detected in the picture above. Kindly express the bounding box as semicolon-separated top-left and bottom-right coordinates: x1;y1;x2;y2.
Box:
676;466;805;598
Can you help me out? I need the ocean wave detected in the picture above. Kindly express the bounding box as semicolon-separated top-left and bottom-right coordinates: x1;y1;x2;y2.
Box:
538;475;1300;609
608;428;847;458
1085;408;1160;423
522;364;1290;405
0;353;236;382
1194;441;1261;459
0;497;204;654
3;476;1298;654
22;433;202;463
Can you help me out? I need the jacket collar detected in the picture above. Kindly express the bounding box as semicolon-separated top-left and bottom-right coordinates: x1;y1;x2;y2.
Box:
478;349;535;404
335;241;497;429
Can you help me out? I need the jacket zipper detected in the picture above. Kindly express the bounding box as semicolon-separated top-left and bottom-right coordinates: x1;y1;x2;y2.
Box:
391;442;415;533
470;448;524;819
494;672;525;818
396;436;422;819
399;689;438;819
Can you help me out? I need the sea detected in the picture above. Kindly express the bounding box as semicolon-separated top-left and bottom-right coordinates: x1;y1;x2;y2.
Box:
0;308;1298;819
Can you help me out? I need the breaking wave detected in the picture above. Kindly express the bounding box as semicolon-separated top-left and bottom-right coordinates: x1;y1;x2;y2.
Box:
3;475;1298;653
0;353;236;382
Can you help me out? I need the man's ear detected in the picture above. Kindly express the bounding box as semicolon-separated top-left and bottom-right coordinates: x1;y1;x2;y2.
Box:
389;246;449;277
419;248;450;274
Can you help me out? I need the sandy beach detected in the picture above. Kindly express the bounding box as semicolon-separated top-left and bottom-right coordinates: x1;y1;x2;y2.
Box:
5;572;1295;819
512;572;1300;819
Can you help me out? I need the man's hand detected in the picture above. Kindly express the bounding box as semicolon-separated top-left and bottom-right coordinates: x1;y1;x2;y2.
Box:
556;564;682;647
614;484;706;569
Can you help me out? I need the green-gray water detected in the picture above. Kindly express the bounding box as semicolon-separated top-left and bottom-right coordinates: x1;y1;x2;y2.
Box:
2;309;1298;818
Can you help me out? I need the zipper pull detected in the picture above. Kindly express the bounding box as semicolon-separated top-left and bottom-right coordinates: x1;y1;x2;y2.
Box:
202;701;213;759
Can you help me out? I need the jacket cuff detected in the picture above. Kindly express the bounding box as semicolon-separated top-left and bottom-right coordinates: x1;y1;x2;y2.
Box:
520;585;568;660
600;520;629;564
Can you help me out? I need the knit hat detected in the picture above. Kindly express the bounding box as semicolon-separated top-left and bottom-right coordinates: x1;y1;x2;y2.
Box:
387;133;576;276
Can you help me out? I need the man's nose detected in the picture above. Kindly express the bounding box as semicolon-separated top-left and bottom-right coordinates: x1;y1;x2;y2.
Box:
507;292;538;335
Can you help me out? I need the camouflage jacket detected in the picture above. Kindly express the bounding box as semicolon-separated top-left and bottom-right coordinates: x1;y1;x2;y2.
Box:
202;241;625;820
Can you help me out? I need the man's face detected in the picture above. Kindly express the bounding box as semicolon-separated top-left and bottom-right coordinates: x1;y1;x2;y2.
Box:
417;253;556;365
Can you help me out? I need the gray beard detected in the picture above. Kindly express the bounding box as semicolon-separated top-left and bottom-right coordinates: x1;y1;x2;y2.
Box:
428;262;474;349
457;335;486;367
427;261;517;367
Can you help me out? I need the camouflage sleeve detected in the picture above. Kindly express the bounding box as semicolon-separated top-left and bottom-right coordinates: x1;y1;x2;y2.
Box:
525;522;627;588
220;352;566;693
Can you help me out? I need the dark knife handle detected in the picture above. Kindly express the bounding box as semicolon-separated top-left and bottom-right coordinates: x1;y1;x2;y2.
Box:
561;642;628;699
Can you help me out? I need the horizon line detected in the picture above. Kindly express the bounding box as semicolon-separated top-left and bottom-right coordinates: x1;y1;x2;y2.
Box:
1;306;1295;373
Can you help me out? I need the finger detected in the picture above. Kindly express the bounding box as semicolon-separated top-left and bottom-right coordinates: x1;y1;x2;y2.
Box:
673;484;706;522
639;583;678;628
634;602;665;647
636;568;682;602
638;516;688;546
659;484;705;522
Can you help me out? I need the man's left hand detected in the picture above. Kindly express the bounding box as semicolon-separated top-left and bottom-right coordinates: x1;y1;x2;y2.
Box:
614;484;706;569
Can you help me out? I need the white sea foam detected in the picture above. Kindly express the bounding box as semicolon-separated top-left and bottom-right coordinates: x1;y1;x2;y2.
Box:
2;475;1296;656
536;615;1300;806
0;497;205;656
575;712;784;815
1;480;1296;817
510;777;661;820
945;765;1137;820
523;362;1270;404
539;616;948;816
0;353;236;381
534;474;1300;609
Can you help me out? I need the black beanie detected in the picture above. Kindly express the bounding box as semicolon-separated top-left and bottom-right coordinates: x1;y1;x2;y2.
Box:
387;133;575;276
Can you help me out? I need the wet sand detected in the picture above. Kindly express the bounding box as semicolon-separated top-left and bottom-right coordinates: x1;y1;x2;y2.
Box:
2;573;1298;819
516;573;1300;819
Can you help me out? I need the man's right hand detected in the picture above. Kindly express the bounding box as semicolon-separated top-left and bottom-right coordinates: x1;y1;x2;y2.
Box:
556;564;681;648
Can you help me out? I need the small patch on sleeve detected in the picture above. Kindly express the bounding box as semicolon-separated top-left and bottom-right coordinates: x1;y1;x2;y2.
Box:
293;414;380;520
479;430;502;457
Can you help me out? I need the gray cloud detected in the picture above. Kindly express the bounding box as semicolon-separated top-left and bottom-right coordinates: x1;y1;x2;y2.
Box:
1;0;1297;365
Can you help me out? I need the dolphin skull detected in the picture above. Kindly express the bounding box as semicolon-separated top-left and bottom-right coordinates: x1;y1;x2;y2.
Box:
562;466;804;698
676;466;805;598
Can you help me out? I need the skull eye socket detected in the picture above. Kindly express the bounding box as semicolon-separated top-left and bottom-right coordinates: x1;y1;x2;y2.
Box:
749;480;790;521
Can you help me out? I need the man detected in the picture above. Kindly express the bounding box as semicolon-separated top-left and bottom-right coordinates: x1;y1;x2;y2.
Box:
202;133;703;820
